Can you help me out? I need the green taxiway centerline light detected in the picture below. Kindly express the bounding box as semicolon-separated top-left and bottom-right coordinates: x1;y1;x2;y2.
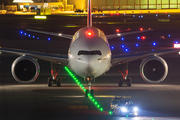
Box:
64;66;104;112
109;111;112;115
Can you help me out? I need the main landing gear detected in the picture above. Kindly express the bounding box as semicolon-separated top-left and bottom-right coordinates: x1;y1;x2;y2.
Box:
48;63;61;87
85;77;94;97
117;63;132;87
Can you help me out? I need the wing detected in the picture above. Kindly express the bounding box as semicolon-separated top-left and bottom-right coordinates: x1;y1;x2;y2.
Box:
106;28;153;39
26;29;73;39
111;48;180;67
0;48;68;66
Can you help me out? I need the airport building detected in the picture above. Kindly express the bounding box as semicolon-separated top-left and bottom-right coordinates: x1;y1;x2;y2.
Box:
91;0;180;10
2;0;180;12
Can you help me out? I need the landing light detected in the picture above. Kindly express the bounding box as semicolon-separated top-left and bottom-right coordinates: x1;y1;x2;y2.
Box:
174;44;180;48
117;33;121;36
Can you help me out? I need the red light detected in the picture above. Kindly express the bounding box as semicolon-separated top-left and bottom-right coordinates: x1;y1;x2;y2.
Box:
111;13;113;16
141;36;146;40
87;31;92;36
116;29;120;32
117;13;120;15
127;28;131;31
140;28;143;31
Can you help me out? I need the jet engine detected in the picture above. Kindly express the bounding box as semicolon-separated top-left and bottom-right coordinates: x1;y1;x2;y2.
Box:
140;55;168;83
11;55;40;83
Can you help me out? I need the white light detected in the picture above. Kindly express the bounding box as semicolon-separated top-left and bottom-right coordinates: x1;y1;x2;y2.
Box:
133;107;138;112
117;33;121;36
13;0;33;3
121;107;127;112
174;44;180;48
59;33;62;36
178;51;180;55
107;55;110;58
134;112;138;116
34;16;47;19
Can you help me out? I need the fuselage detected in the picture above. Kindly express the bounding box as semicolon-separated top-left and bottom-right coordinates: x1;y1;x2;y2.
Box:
68;27;112;78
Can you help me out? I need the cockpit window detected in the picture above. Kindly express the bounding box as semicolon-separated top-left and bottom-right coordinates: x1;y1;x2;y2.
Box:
78;50;102;55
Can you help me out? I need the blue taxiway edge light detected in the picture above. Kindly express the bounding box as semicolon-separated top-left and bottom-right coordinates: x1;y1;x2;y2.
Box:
111;46;114;49
153;42;156;46
24;33;27;35
20;31;23;34
121;37;124;41
48;38;51;41
168;35;171;37
135;44;139;47
121;45;125;48
28;34;31;37
37;37;39;39
125;48;129;52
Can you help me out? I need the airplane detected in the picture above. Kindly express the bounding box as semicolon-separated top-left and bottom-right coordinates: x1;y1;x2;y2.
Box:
0;0;179;97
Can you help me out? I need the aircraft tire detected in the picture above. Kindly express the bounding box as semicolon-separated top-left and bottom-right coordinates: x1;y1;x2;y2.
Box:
57;78;61;87
118;78;123;87
85;89;88;97
127;77;132;87
48;77;53;87
91;89;94;97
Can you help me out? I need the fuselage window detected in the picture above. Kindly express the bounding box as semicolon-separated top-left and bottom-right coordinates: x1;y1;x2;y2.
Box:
78;50;102;56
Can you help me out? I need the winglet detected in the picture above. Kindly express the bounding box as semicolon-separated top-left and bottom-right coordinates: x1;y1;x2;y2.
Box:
87;0;92;27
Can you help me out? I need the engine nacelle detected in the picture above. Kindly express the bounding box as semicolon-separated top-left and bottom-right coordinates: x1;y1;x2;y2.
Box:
140;55;168;83
11;55;40;83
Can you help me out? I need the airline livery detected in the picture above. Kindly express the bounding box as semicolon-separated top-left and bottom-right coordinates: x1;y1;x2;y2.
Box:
0;0;178;96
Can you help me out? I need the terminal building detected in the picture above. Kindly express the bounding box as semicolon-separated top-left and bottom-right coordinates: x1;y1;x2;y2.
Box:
2;0;180;11
91;0;180;10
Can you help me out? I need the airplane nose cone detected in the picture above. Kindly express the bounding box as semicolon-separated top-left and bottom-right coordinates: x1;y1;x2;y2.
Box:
85;56;99;76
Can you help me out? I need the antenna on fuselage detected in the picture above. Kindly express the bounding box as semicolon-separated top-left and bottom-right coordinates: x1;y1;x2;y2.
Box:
87;0;92;27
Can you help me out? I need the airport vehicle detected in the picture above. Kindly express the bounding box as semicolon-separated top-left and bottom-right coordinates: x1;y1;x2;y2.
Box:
0;0;179;97
75;9;84;13
110;97;138;116
92;8;103;13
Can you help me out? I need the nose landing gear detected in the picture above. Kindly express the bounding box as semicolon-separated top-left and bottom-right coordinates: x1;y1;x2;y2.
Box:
85;77;94;97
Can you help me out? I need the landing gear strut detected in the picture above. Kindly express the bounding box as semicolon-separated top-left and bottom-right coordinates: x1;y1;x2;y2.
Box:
116;63;132;87
85;77;94;97
48;63;61;87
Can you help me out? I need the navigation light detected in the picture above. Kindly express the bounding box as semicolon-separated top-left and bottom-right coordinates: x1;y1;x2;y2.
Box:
140;28;143;31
